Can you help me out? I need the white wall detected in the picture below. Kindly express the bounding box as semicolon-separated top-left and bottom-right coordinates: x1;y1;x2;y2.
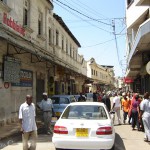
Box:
126;1;149;28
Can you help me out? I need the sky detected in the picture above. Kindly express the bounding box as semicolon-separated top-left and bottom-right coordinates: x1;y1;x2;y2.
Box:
53;0;126;77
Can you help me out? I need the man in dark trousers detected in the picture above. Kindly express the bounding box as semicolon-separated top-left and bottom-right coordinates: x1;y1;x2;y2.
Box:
101;92;111;112
78;93;86;102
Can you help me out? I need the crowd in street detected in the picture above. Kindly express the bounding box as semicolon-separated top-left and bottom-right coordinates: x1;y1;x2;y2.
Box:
94;90;150;143
17;90;150;150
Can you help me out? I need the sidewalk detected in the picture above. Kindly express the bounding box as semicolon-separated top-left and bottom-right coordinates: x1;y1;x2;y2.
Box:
0;122;20;141
0;115;43;141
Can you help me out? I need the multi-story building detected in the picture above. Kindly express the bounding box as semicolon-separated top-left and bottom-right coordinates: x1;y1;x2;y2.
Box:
86;58;115;93
125;0;150;94
0;0;87;126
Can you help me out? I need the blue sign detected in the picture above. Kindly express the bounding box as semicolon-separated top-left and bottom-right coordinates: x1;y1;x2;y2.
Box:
11;69;33;87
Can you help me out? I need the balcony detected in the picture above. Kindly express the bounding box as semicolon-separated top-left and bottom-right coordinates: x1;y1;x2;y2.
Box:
136;0;150;6
128;18;150;65
126;18;150;77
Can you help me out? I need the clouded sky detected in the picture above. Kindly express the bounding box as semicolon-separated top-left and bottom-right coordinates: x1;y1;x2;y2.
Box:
53;0;126;77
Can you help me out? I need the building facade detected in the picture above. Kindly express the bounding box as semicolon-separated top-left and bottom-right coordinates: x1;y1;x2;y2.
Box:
0;0;87;125
125;0;150;94
86;58;115;93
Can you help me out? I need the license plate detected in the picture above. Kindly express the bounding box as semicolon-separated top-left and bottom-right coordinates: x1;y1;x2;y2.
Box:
55;112;61;116
76;128;88;137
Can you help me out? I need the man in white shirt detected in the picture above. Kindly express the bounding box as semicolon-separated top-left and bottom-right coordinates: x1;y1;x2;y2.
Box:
19;95;37;150
38;92;54;135
112;92;122;125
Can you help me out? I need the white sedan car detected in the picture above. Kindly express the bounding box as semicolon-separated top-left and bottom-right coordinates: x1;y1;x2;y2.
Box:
52;102;115;150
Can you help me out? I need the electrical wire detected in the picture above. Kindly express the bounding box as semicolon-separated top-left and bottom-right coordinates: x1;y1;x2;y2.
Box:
54;1;113;33
54;0;112;26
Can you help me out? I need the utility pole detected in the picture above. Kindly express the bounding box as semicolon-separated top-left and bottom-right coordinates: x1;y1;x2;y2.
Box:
112;19;124;76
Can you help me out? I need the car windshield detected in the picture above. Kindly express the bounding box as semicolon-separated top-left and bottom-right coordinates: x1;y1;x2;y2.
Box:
52;97;69;104
61;105;108;120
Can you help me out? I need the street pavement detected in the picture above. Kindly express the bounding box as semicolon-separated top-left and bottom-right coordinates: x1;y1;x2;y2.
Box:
1;122;150;150
1;98;150;150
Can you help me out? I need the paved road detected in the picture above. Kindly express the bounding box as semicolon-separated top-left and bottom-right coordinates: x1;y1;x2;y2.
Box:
1;123;150;150
1;98;150;150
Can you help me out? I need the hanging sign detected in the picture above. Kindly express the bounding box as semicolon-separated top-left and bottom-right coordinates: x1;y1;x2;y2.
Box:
124;77;133;84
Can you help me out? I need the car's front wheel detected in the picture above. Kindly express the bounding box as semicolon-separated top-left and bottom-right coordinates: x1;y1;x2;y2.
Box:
55;148;61;150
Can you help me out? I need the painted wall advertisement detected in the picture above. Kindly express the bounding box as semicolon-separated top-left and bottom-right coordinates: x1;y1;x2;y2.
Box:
12;69;33;87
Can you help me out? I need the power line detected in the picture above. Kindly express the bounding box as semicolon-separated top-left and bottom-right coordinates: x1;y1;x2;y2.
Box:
54;1;113;33
54;0;112;26
64;0;110;20
81;34;125;48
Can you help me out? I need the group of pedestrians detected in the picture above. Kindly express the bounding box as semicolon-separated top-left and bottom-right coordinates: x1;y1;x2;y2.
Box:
110;91;150;143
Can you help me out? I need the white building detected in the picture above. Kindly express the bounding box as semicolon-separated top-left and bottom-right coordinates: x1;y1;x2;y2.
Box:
0;0;87;126
125;0;150;94
86;58;115;93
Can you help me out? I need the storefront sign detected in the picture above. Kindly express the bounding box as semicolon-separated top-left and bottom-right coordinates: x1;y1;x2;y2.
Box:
124;77;133;84
146;61;150;74
3;13;25;36
4;56;21;83
12;69;33;87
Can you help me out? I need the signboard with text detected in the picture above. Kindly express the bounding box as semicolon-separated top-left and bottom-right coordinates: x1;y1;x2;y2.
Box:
11;69;33;87
4;56;21;83
124;77;133;84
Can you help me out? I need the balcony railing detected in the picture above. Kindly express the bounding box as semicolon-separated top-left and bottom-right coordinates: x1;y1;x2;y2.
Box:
127;18;150;65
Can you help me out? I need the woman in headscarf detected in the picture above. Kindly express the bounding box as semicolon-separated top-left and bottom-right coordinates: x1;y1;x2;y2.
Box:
129;93;141;130
139;92;150;142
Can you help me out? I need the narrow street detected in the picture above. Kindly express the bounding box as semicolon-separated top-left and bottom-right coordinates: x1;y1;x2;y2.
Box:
1;122;150;150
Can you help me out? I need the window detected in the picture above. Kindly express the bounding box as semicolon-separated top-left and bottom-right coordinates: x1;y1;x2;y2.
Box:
38;12;43;35
56;30;59;46
59;98;69;104
62;105;107;120
66;40;68;54
23;0;30;26
91;69;93;75
73;50;74;59
49;28;51;44
70;44;72;57
62;36;64;50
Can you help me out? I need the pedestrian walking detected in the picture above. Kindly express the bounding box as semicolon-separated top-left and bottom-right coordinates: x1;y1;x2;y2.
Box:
127;92;132;124
139;92;150;142
101;92;111;112
121;93;130;124
78;93;86;102
38;92;54;134
129;93;140;130
112;92;122;125
93;92;98;102
19;95;37;150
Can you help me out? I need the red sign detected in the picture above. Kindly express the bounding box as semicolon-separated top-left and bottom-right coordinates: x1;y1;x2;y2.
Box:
124;77;133;84
3;13;25;36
